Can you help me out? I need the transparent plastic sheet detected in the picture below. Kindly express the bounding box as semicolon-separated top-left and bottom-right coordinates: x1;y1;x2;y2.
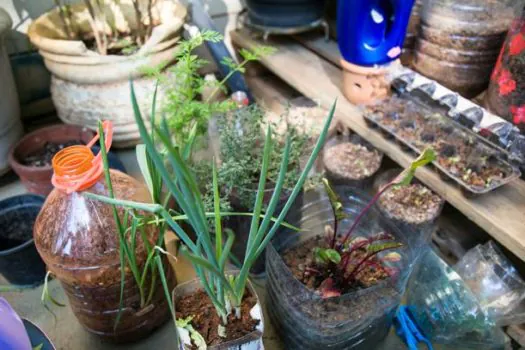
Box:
454;241;525;323
406;249;507;348
34;171;173;342
266;186;422;349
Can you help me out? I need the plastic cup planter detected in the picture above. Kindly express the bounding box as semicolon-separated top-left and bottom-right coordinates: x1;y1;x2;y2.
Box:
266;186;421;349
323;133;383;189
373;169;445;249
173;273;264;350
0;194;46;286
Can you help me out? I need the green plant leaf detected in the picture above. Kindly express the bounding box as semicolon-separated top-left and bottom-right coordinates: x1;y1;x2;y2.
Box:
314;247;341;264
393;148;436;187
367;242;403;254
33;344;43;350
322;178;347;221
136;144;155;201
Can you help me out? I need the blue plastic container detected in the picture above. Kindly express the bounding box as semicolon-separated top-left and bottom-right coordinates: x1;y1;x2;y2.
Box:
337;0;415;66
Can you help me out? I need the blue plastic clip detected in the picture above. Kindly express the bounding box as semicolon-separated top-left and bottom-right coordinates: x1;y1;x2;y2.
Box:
395;305;433;350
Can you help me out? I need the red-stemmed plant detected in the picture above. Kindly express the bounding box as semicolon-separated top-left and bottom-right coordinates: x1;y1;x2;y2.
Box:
308;149;436;298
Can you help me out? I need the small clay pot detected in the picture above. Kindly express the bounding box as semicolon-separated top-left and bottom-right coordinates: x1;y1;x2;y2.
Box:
340;59;390;105
8;124;95;196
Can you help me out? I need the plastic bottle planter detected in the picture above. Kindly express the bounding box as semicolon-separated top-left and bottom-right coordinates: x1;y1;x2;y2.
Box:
322;133;383;188
266;187;420;349
373;169;445;250
486;6;525;133
405;249;509;348
173;276;264;350
34;169;174;343
0;195;46;286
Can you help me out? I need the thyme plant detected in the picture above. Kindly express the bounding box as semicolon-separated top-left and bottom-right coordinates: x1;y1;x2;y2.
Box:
193;104;315;213
86;81;336;335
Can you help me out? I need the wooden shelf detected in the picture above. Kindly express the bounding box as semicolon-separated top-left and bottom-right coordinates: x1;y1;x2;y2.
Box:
231;28;525;261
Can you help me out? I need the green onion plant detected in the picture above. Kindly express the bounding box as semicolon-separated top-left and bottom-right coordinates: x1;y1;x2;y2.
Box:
86;81;336;332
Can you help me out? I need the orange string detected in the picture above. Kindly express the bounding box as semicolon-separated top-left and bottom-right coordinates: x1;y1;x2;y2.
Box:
51;121;114;193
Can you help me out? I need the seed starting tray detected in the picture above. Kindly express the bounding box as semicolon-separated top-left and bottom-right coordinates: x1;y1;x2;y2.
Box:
364;91;521;196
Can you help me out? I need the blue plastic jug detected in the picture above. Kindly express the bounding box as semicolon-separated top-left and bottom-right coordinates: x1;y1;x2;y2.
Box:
337;0;415;67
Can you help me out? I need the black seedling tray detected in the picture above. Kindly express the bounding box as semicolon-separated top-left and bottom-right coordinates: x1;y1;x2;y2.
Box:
364;96;521;196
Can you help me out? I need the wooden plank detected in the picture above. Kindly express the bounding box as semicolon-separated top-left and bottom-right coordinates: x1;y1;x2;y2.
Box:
231;28;525;261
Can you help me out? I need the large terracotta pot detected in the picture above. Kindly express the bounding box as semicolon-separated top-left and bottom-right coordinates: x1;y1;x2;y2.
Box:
27;0;187;147
0;8;23;175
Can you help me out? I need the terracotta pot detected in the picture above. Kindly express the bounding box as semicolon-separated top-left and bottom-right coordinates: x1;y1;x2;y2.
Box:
8;124;95;196
0;8;23;175
27;0;187;147
340;59;390;105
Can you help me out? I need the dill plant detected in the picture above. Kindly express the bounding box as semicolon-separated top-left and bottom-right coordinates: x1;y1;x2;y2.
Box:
144;30;275;146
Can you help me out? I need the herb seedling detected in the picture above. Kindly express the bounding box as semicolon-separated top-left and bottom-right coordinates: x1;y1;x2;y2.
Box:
145;30;275;147
309;149;436;298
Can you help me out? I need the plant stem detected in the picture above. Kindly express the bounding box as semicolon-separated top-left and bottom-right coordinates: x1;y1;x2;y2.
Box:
205;60;249;103
344;245;400;282
132;0;145;45
147;0;154;39
53;0;73;39
340;183;393;247
83;0;106;54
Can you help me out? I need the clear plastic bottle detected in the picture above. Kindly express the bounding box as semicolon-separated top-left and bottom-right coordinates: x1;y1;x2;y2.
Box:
414;0;525;98
33;123;173;342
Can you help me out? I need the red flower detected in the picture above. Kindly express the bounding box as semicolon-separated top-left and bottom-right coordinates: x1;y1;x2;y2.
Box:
511;105;525;126
497;69;516;96
509;33;525;56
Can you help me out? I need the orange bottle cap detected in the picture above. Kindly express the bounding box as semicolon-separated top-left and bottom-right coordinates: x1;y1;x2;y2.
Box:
51;121;114;193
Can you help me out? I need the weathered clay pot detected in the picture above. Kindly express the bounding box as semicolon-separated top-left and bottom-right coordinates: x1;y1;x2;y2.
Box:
8;124;95;196
27;0;187;147
0;8;23;175
340;59;390;105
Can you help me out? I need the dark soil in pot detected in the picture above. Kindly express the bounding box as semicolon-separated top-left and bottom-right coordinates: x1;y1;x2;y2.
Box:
8;124;95;196
0;194;46;286
21;140;82;166
176;289;259;347
282;232;399;294
323;134;383;188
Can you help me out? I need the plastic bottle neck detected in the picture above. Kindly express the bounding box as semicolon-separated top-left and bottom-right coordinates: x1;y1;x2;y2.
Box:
51;121;113;194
